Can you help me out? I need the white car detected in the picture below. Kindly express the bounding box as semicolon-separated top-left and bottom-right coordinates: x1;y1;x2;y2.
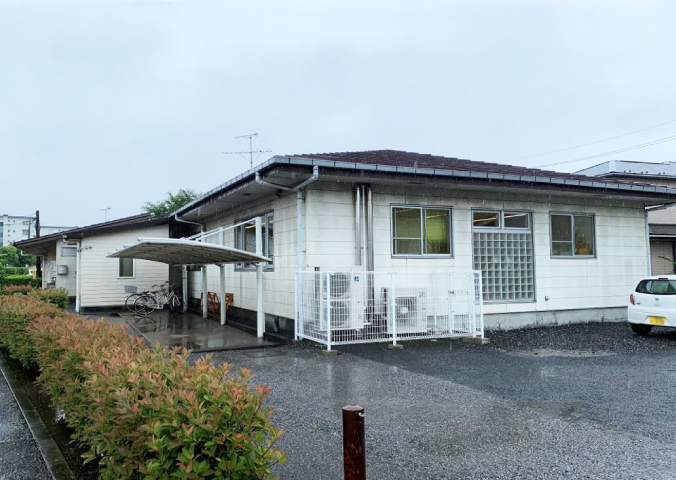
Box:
628;275;676;335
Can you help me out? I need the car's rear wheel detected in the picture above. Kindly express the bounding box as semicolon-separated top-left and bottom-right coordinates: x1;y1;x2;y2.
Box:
630;323;653;336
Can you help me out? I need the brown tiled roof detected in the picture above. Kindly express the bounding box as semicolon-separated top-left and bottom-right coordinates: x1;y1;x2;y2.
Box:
15;213;167;249
288;150;633;184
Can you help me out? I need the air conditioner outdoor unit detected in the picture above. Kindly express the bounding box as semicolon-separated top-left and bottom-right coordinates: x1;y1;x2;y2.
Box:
387;289;428;335
317;270;366;331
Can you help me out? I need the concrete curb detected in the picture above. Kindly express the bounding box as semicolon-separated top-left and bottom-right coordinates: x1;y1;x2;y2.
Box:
0;352;74;480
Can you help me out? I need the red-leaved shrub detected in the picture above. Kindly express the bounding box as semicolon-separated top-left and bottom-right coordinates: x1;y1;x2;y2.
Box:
25;312;285;479
0;294;64;366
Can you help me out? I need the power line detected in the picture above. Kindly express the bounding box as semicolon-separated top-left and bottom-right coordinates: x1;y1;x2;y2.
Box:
539;133;676;168
504;118;676;163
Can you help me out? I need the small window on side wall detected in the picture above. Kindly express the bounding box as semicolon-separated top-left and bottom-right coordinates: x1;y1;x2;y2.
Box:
61;247;77;257
392;206;452;256
119;258;134;278
551;214;595;257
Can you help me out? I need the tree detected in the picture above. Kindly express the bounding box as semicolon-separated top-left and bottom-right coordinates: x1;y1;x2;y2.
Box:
0;246;36;268
142;189;201;219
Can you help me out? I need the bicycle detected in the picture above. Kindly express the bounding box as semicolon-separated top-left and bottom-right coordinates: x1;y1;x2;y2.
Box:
133;282;184;315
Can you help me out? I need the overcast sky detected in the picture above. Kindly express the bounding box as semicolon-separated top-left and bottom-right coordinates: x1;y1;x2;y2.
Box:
1;0;675;227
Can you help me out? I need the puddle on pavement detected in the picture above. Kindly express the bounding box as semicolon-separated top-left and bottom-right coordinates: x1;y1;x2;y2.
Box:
244;349;285;358
508;348;616;358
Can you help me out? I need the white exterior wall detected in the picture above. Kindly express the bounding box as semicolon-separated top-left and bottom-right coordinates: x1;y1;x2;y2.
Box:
54;240;77;294
198;192;298;320
79;225;169;308
651;240;674;275
43;250;57;289
648;205;676;224
303;182;648;318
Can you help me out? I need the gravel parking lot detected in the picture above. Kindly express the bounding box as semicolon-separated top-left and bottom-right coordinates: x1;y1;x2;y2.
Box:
207;322;676;480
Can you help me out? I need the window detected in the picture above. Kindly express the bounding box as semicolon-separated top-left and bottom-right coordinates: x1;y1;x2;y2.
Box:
636;279;676;295
61;247;77;257
391;206;452;256
234;212;274;270
119;258;134;278
550;214;595;257
22;229;29;236
472;210;534;302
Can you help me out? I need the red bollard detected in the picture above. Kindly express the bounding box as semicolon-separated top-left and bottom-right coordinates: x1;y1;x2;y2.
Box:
343;405;366;480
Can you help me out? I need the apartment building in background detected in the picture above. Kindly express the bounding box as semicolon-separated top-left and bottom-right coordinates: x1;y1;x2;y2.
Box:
0;214;73;247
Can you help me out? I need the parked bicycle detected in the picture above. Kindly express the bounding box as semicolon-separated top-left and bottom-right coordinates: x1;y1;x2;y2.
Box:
128;283;184;315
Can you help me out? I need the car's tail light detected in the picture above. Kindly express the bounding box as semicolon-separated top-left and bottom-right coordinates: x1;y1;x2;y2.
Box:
630;294;635;305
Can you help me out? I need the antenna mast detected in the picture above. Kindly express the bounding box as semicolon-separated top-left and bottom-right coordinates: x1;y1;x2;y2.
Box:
222;132;272;169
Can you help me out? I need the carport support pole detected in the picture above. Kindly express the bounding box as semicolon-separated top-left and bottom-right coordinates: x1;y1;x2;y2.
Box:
342;405;366;480
256;216;265;338
219;229;227;325
202;266;208;319
219;264;226;325
181;266;188;311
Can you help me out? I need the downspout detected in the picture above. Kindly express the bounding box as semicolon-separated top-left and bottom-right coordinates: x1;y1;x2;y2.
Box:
74;239;82;314
645;209;652;275
253;166;319;338
174;213;205;233
254;167;320;271
366;185;374;271
174;214;205;313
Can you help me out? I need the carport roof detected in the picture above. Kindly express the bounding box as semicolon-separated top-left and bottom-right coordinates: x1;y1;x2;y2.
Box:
107;238;271;265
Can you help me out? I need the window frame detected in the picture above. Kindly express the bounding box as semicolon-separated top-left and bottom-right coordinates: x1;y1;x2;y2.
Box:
472;209;532;232
549;212;597;259
61;247;77;258
390;204;454;258
118;257;135;279
234;211;274;272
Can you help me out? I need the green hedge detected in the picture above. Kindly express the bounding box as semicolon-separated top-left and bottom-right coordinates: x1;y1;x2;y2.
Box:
0;267;28;276
0;295;285;479
0;275;41;288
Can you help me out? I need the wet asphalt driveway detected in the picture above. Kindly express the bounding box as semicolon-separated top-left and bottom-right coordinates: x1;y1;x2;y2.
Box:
205;323;676;480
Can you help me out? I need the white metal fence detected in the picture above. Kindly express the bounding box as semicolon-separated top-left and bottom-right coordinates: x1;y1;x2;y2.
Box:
296;270;483;350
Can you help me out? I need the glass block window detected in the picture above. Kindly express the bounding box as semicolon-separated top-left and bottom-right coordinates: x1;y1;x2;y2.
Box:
551;213;595;257
392;206;452;256
472;210;534;302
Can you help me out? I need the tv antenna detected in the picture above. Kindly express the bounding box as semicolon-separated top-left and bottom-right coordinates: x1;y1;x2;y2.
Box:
100;207;111;222
222;132;272;169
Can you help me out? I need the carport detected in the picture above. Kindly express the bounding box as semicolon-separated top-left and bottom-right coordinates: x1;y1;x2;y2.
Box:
108;222;271;338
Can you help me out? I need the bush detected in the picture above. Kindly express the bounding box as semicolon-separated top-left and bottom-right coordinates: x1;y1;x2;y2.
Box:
0;266;28;276
30;288;69;309
0;296;285;479
0;284;34;296
0;275;41;288
0;295;64;366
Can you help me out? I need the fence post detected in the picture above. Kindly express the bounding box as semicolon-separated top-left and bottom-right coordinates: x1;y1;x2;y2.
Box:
448;271;454;335
326;272;332;351
343;405;366;480
477;271;484;339
390;273;397;347
468;271;476;337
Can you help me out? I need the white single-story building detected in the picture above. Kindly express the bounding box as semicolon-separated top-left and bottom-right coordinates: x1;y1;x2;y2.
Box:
16;214;174;312
141;150;676;336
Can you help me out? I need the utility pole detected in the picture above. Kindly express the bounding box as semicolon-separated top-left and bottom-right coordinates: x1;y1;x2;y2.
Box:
35;210;42;279
222;132;272;169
